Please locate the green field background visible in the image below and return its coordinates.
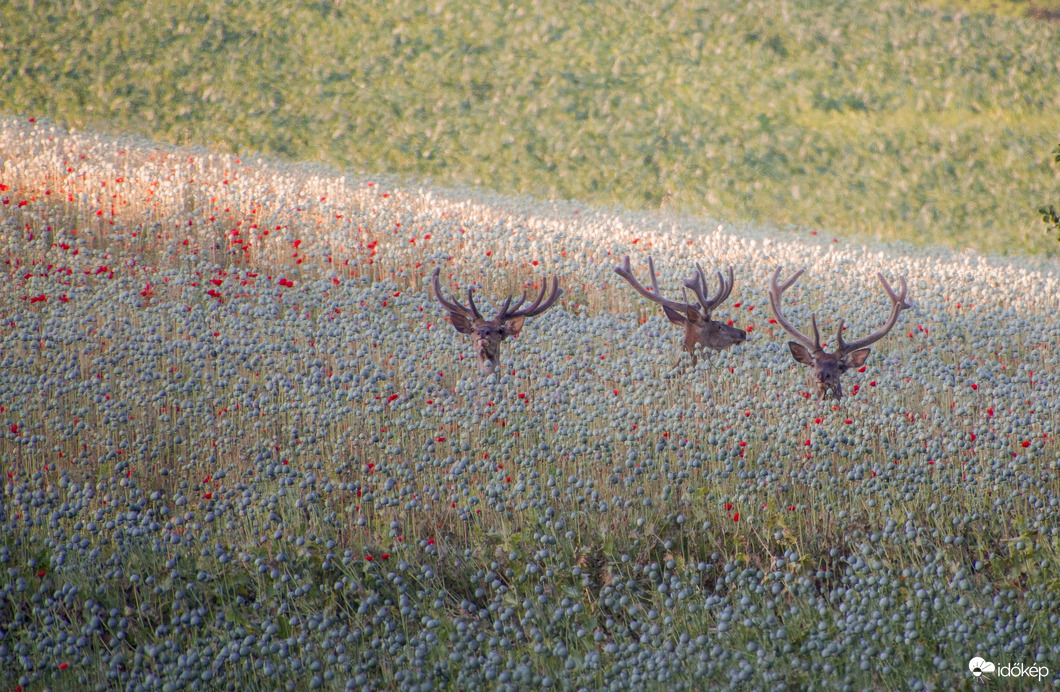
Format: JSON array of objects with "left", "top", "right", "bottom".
[{"left": 2, "top": 0, "right": 1058, "bottom": 254}]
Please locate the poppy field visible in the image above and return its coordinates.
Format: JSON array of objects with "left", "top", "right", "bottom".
[{"left": 2, "top": 117, "right": 1059, "bottom": 690}]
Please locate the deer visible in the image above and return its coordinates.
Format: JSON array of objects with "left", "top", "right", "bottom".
[
  {"left": 431, "top": 267, "right": 563, "bottom": 375},
  {"left": 768, "top": 266, "right": 912, "bottom": 400},
  {"left": 614, "top": 255, "right": 747, "bottom": 364}
]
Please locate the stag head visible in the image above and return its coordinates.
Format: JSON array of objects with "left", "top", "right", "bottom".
[
  {"left": 614, "top": 255, "right": 746, "bottom": 364},
  {"left": 431, "top": 267, "right": 562, "bottom": 374},
  {"left": 768, "top": 266, "right": 912, "bottom": 400}
]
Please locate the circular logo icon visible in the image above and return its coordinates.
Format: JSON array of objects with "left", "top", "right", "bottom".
[{"left": 969, "top": 657, "right": 995, "bottom": 677}]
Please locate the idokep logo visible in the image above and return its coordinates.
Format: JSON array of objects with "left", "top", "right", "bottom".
[
  {"left": 969, "top": 656, "right": 1050, "bottom": 683},
  {"left": 969, "top": 657, "right": 995, "bottom": 682}
]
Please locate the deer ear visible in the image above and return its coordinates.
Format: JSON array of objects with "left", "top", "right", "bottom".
[
  {"left": 841, "top": 348, "right": 871, "bottom": 371},
  {"left": 684, "top": 305, "right": 703, "bottom": 323},
  {"left": 501, "top": 317, "right": 525, "bottom": 339},
  {"left": 448, "top": 312, "right": 475, "bottom": 335},
  {"left": 662, "top": 305, "right": 688, "bottom": 326},
  {"left": 788, "top": 341, "right": 815, "bottom": 366}
]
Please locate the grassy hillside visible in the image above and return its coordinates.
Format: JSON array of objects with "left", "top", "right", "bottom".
[{"left": 1, "top": 0, "right": 1058, "bottom": 254}]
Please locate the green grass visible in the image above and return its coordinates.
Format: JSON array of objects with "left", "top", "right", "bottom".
[
  {"left": 919, "top": 0, "right": 1060, "bottom": 20},
  {"left": 2, "top": 0, "right": 1059, "bottom": 254}
]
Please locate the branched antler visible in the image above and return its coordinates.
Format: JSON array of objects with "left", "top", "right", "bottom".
[
  {"left": 614, "top": 255, "right": 691, "bottom": 314},
  {"left": 683, "top": 263, "right": 735, "bottom": 320},
  {"left": 769, "top": 267, "right": 819, "bottom": 353},
  {"left": 497, "top": 276, "right": 562, "bottom": 320},
  {"left": 834, "top": 273, "right": 911, "bottom": 355}
]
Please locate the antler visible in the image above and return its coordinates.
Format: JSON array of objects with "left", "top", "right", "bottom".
[
  {"left": 683, "top": 264, "right": 734, "bottom": 319},
  {"left": 614, "top": 255, "right": 695, "bottom": 313},
  {"left": 434, "top": 267, "right": 562, "bottom": 324},
  {"left": 498, "top": 276, "right": 563, "bottom": 320},
  {"left": 432, "top": 267, "right": 479, "bottom": 320},
  {"left": 768, "top": 266, "right": 821, "bottom": 353},
  {"left": 834, "top": 273, "right": 911, "bottom": 355}
]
